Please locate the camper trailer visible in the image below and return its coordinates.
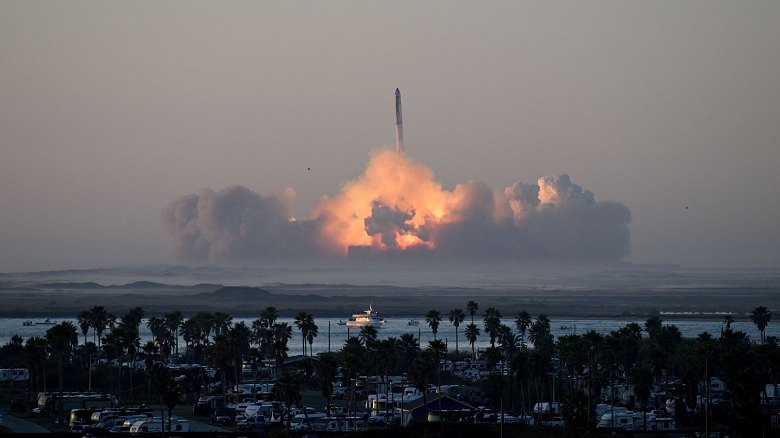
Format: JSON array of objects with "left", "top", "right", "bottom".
[{"left": 0, "top": 368, "right": 29, "bottom": 383}]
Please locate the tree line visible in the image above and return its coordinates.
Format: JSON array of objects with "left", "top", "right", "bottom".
[{"left": 0, "top": 303, "right": 774, "bottom": 437}]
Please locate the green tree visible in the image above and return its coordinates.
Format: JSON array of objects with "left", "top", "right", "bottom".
[
  {"left": 466, "top": 300, "right": 479, "bottom": 325},
  {"left": 76, "top": 309, "right": 91, "bottom": 346},
  {"left": 484, "top": 316, "right": 501, "bottom": 347},
  {"left": 163, "top": 311, "right": 184, "bottom": 358},
  {"left": 644, "top": 316, "right": 663, "bottom": 342},
  {"left": 750, "top": 306, "right": 772, "bottom": 344},
  {"left": 409, "top": 350, "right": 436, "bottom": 420},
  {"left": 274, "top": 371, "right": 301, "bottom": 432},
  {"left": 359, "top": 325, "right": 379, "bottom": 348},
  {"left": 425, "top": 310, "right": 442, "bottom": 341},
  {"left": 315, "top": 353, "right": 338, "bottom": 415},
  {"left": 46, "top": 323, "right": 76, "bottom": 423},
  {"left": 448, "top": 308, "right": 466, "bottom": 356},
  {"left": 294, "top": 312, "right": 314, "bottom": 356},
  {"left": 515, "top": 310, "right": 532, "bottom": 346},
  {"left": 398, "top": 333, "right": 420, "bottom": 370},
  {"left": 464, "top": 323, "right": 481, "bottom": 360}
]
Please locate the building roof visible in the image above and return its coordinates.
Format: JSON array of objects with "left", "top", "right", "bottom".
[{"left": 399, "top": 393, "right": 475, "bottom": 412}]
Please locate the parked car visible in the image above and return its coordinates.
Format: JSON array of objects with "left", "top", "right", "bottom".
[
  {"left": 332, "top": 387, "right": 350, "bottom": 400},
  {"left": 368, "top": 411, "right": 395, "bottom": 426},
  {"left": 541, "top": 416, "right": 565, "bottom": 429},
  {"left": 211, "top": 408, "right": 233, "bottom": 426},
  {"left": 237, "top": 415, "right": 267, "bottom": 431},
  {"left": 10, "top": 398, "right": 26, "bottom": 412}
]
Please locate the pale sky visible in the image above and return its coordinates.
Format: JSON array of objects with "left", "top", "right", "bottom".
[{"left": 1, "top": 1, "right": 778, "bottom": 271}]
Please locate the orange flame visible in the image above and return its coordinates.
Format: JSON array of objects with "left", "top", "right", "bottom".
[{"left": 312, "top": 149, "right": 453, "bottom": 254}]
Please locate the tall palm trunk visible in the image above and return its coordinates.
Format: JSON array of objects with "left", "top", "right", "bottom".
[
  {"left": 57, "top": 354, "right": 64, "bottom": 423},
  {"left": 118, "top": 360, "right": 123, "bottom": 405}
]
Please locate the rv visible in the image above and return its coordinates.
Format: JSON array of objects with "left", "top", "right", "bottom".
[
  {"left": 325, "top": 418, "right": 365, "bottom": 432},
  {"left": 193, "top": 396, "right": 224, "bottom": 416},
  {"left": 37, "top": 392, "right": 117, "bottom": 416}
]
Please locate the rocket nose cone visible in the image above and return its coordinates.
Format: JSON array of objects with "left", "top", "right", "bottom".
[{"left": 396, "top": 88, "right": 400, "bottom": 94}]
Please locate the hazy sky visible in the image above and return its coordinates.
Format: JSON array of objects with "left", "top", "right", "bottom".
[{"left": 1, "top": 1, "right": 778, "bottom": 271}]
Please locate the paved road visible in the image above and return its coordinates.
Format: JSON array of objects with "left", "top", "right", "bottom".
[
  {"left": 2, "top": 411, "right": 51, "bottom": 433},
  {"left": 186, "top": 418, "right": 228, "bottom": 432}
]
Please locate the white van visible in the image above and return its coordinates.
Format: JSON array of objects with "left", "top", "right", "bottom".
[{"left": 129, "top": 418, "right": 189, "bottom": 434}]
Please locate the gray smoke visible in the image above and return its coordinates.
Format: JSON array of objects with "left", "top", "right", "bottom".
[{"left": 162, "top": 185, "right": 323, "bottom": 262}]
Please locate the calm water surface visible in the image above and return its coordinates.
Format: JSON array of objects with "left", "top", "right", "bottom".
[{"left": 1, "top": 316, "right": 774, "bottom": 356}]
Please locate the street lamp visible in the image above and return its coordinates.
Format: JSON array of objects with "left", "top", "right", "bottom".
[
  {"left": 588, "top": 345, "right": 595, "bottom": 424},
  {"left": 705, "top": 350, "right": 713, "bottom": 437},
  {"left": 401, "top": 373, "right": 406, "bottom": 426}
]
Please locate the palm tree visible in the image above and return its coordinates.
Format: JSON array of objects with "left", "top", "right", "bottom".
[
  {"left": 449, "top": 309, "right": 466, "bottom": 356},
  {"left": 723, "top": 314, "right": 734, "bottom": 330},
  {"left": 427, "top": 339, "right": 447, "bottom": 415},
  {"left": 294, "top": 312, "right": 314, "bottom": 356},
  {"left": 140, "top": 341, "right": 160, "bottom": 401},
  {"left": 76, "top": 309, "right": 91, "bottom": 346},
  {"left": 163, "top": 311, "right": 183, "bottom": 357},
  {"left": 464, "top": 324, "right": 481, "bottom": 360},
  {"left": 466, "top": 301, "right": 479, "bottom": 324},
  {"left": 227, "top": 322, "right": 251, "bottom": 389},
  {"left": 398, "top": 333, "right": 420, "bottom": 370},
  {"left": 510, "top": 351, "right": 530, "bottom": 415},
  {"left": 206, "top": 334, "right": 232, "bottom": 400},
  {"left": 484, "top": 316, "right": 501, "bottom": 347},
  {"left": 316, "top": 353, "right": 339, "bottom": 415},
  {"left": 273, "top": 371, "right": 301, "bottom": 432},
  {"left": 409, "top": 350, "right": 436, "bottom": 420},
  {"left": 629, "top": 364, "right": 655, "bottom": 427},
  {"left": 425, "top": 309, "right": 442, "bottom": 340},
  {"left": 359, "top": 325, "right": 379, "bottom": 348},
  {"left": 515, "top": 310, "right": 532, "bottom": 345},
  {"left": 273, "top": 322, "right": 293, "bottom": 345},
  {"left": 104, "top": 325, "right": 134, "bottom": 403},
  {"left": 261, "top": 307, "right": 279, "bottom": 329},
  {"left": 246, "top": 347, "right": 264, "bottom": 403},
  {"left": 293, "top": 359, "right": 314, "bottom": 418},
  {"left": 306, "top": 323, "right": 319, "bottom": 358},
  {"left": 88, "top": 305, "right": 111, "bottom": 359},
  {"left": 340, "top": 337, "right": 365, "bottom": 395},
  {"left": 123, "top": 307, "right": 145, "bottom": 332},
  {"left": 270, "top": 339, "right": 289, "bottom": 377},
  {"left": 751, "top": 306, "right": 772, "bottom": 344},
  {"left": 147, "top": 363, "right": 176, "bottom": 435},
  {"left": 644, "top": 316, "right": 663, "bottom": 342},
  {"left": 25, "top": 336, "right": 47, "bottom": 394},
  {"left": 212, "top": 311, "right": 233, "bottom": 336},
  {"left": 483, "top": 307, "right": 502, "bottom": 319},
  {"left": 147, "top": 317, "right": 166, "bottom": 344},
  {"left": 46, "top": 323, "right": 76, "bottom": 423}
]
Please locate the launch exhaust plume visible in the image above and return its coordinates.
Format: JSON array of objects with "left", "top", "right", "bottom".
[
  {"left": 395, "top": 88, "right": 404, "bottom": 154},
  {"left": 164, "top": 150, "right": 631, "bottom": 263}
]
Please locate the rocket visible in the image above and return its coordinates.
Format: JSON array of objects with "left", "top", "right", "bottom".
[{"left": 395, "top": 88, "right": 404, "bottom": 155}]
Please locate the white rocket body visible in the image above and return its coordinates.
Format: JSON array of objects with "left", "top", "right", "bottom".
[{"left": 395, "top": 88, "right": 404, "bottom": 154}]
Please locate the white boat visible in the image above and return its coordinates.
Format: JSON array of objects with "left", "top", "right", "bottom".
[
  {"left": 35, "top": 318, "right": 56, "bottom": 325},
  {"left": 345, "top": 305, "right": 385, "bottom": 328}
]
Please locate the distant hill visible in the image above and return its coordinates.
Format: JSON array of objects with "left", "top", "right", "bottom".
[
  {"left": 194, "top": 286, "right": 272, "bottom": 300},
  {"left": 121, "top": 281, "right": 169, "bottom": 289},
  {"left": 38, "top": 282, "right": 106, "bottom": 289}
]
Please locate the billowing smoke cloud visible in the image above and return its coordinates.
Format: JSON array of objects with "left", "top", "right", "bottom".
[{"left": 163, "top": 150, "right": 630, "bottom": 263}]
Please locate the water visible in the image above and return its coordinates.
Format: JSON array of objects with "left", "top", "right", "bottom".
[{"left": 1, "top": 316, "right": 774, "bottom": 356}]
